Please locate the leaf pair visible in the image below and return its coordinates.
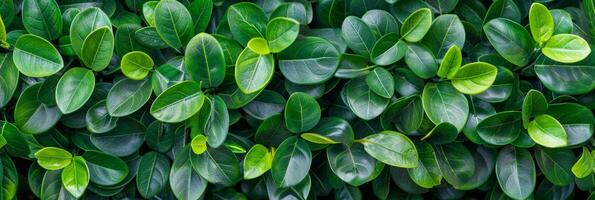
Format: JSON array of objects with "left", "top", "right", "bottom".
[
  {"left": 529, "top": 3, "right": 591, "bottom": 63},
  {"left": 437, "top": 46, "right": 499, "bottom": 95},
  {"left": 34, "top": 147, "right": 89, "bottom": 198},
  {"left": 247, "top": 17, "right": 300, "bottom": 54}
]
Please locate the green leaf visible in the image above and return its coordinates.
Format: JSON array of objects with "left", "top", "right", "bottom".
[
  {"left": 150, "top": 81, "right": 204, "bottom": 123},
  {"left": 345, "top": 77, "right": 390, "bottom": 120},
  {"left": 22, "top": 0, "right": 62, "bottom": 40},
  {"left": 82, "top": 150, "right": 129, "bottom": 186},
  {"left": 0, "top": 121, "right": 30, "bottom": 158},
  {"left": 450, "top": 62, "right": 498, "bottom": 95},
  {"left": 0, "top": 16, "right": 9, "bottom": 48},
  {"left": 188, "top": 0, "right": 212, "bottom": 33},
  {"left": 40, "top": 170, "right": 76, "bottom": 200},
  {"left": 271, "top": 2, "right": 308, "bottom": 25},
  {"left": 437, "top": 45, "right": 462, "bottom": 79},
  {"left": 421, "top": 14, "right": 465, "bottom": 58},
  {"left": 370, "top": 33, "right": 407, "bottom": 66},
  {"left": 235, "top": 47, "right": 275, "bottom": 94},
  {"left": 265, "top": 173, "right": 312, "bottom": 200},
  {"left": 534, "top": 148, "right": 574, "bottom": 186},
  {"left": 484, "top": 0, "right": 521, "bottom": 23},
  {"left": 135, "top": 26, "right": 169, "bottom": 49},
  {"left": 115, "top": 24, "right": 146, "bottom": 56},
  {"left": 61, "top": 156, "right": 89, "bottom": 198},
  {"left": 1, "top": 155, "right": 18, "bottom": 199},
  {"left": 151, "top": 57, "right": 186, "bottom": 95},
  {"left": 243, "top": 144, "right": 272, "bottom": 180},
  {"left": 529, "top": 3, "right": 554, "bottom": 45},
  {"left": 142, "top": 1, "right": 158, "bottom": 26},
  {"left": 483, "top": 18, "right": 534, "bottom": 67},
  {"left": 407, "top": 142, "right": 441, "bottom": 188},
  {"left": 341, "top": 16, "right": 376, "bottom": 57},
  {"left": 70, "top": 7, "right": 112, "bottom": 57},
  {"left": 154, "top": 0, "right": 194, "bottom": 49},
  {"left": 422, "top": 82, "right": 469, "bottom": 132},
  {"left": 193, "top": 146, "right": 241, "bottom": 186},
  {"left": 572, "top": 147, "right": 594, "bottom": 178},
  {"left": 266, "top": 17, "right": 299, "bottom": 53},
  {"left": 55, "top": 67, "right": 95, "bottom": 114},
  {"left": 366, "top": 67, "right": 394, "bottom": 98},
  {"left": 13, "top": 34, "right": 63, "bottom": 77},
  {"left": 106, "top": 78, "right": 152, "bottom": 117},
  {"left": 204, "top": 96, "right": 229, "bottom": 147},
  {"left": 434, "top": 143, "right": 475, "bottom": 187},
  {"left": 34, "top": 147, "right": 72, "bottom": 170},
  {"left": 327, "top": 144, "right": 377, "bottom": 186},
  {"left": 185, "top": 33, "right": 226, "bottom": 88},
  {"left": 477, "top": 111, "right": 522, "bottom": 145},
  {"left": 80, "top": 26, "right": 114, "bottom": 71},
  {"left": 14, "top": 83, "right": 62, "bottom": 134},
  {"left": 405, "top": 43, "right": 438, "bottom": 79},
  {"left": 305, "top": 117, "right": 355, "bottom": 145},
  {"left": 284, "top": 92, "right": 321, "bottom": 133},
  {"left": 420, "top": 122, "right": 458, "bottom": 144},
  {"left": 317, "top": 0, "right": 347, "bottom": 27},
  {"left": 528, "top": 114, "right": 568, "bottom": 148},
  {"left": 170, "top": 146, "right": 207, "bottom": 200},
  {"left": 227, "top": 2, "right": 267, "bottom": 46},
  {"left": 89, "top": 117, "right": 144, "bottom": 157},
  {"left": 496, "top": 146, "right": 536, "bottom": 200},
  {"left": 0, "top": 53, "right": 19, "bottom": 109},
  {"left": 400, "top": 8, "right": 432, "bottom": 43},
  {"left": 136, "top": 152, "right": 170, "bottom": 198},
  {"left": 121, "top": 51, "right": 154, "bottom": 80},
  {"left": 546, "top": 103, "right": 594, "bottom": 146},
  {"left": 85, "top": 100, "right": 118, "bottom": 133},
  {"left": 271, "top": 136, "right": 312, "bottom": 187},
  {"left": 362, "top": 9, "right": 399, "bottom": 37},
  {"left": 541, "top": 34, "right": 591, "bottom": 63},
  {"left": 522, "top": 89, "right": 548, "bottom": 128},
  {"left": 242, "top": 90, "right": 285, "bottom": 120},
  {"left": 380, "top": 95, "right": 424, "bottom": 134},
  {"left": 551, "top": 9, "right": 573, "bottom": 35},
  {"left": 359, "top": 131, "right": 418, "bottom": 168},
  {"left": 279, "top": 36, "right": 340, "bottom": 85},
  {"left": 534, "top": 54, "right": 595, "bottom": 95}
]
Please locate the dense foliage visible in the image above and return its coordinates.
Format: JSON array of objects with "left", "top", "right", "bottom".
[{"left": 0, "top": 0, "right": 594, "bottom": 199}]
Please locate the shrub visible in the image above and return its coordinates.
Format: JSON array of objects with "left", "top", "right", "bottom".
[{"left": 0, "top": 0, "right": 594, "bottom": 199}]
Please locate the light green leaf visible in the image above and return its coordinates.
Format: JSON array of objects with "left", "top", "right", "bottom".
[
  {"left": 61, "top": 156, "right": 89, "bottom": 198},
  {"left": 572, "top": 147, "right": 594, "bottom": 178},
  {"left": 35, "top": 147, "right": 72, "bottom": 170},
  {"left": 528, "top": 114, "right": 568, "bottom": 148},
  {"left": 450, "top": 62, "right": 498, "bottom": 95},
  {"left": 121, "top": 51, "right": 154, "bottom": 80},
  {"left": 243, "top": 144, "right": 272, "bottom": 180},
  {"left": 529, "top": 3, "right": 554, "bottom": 45},
  {"left": 542, "top": 34, "right": 591, "bottom": 63}
]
